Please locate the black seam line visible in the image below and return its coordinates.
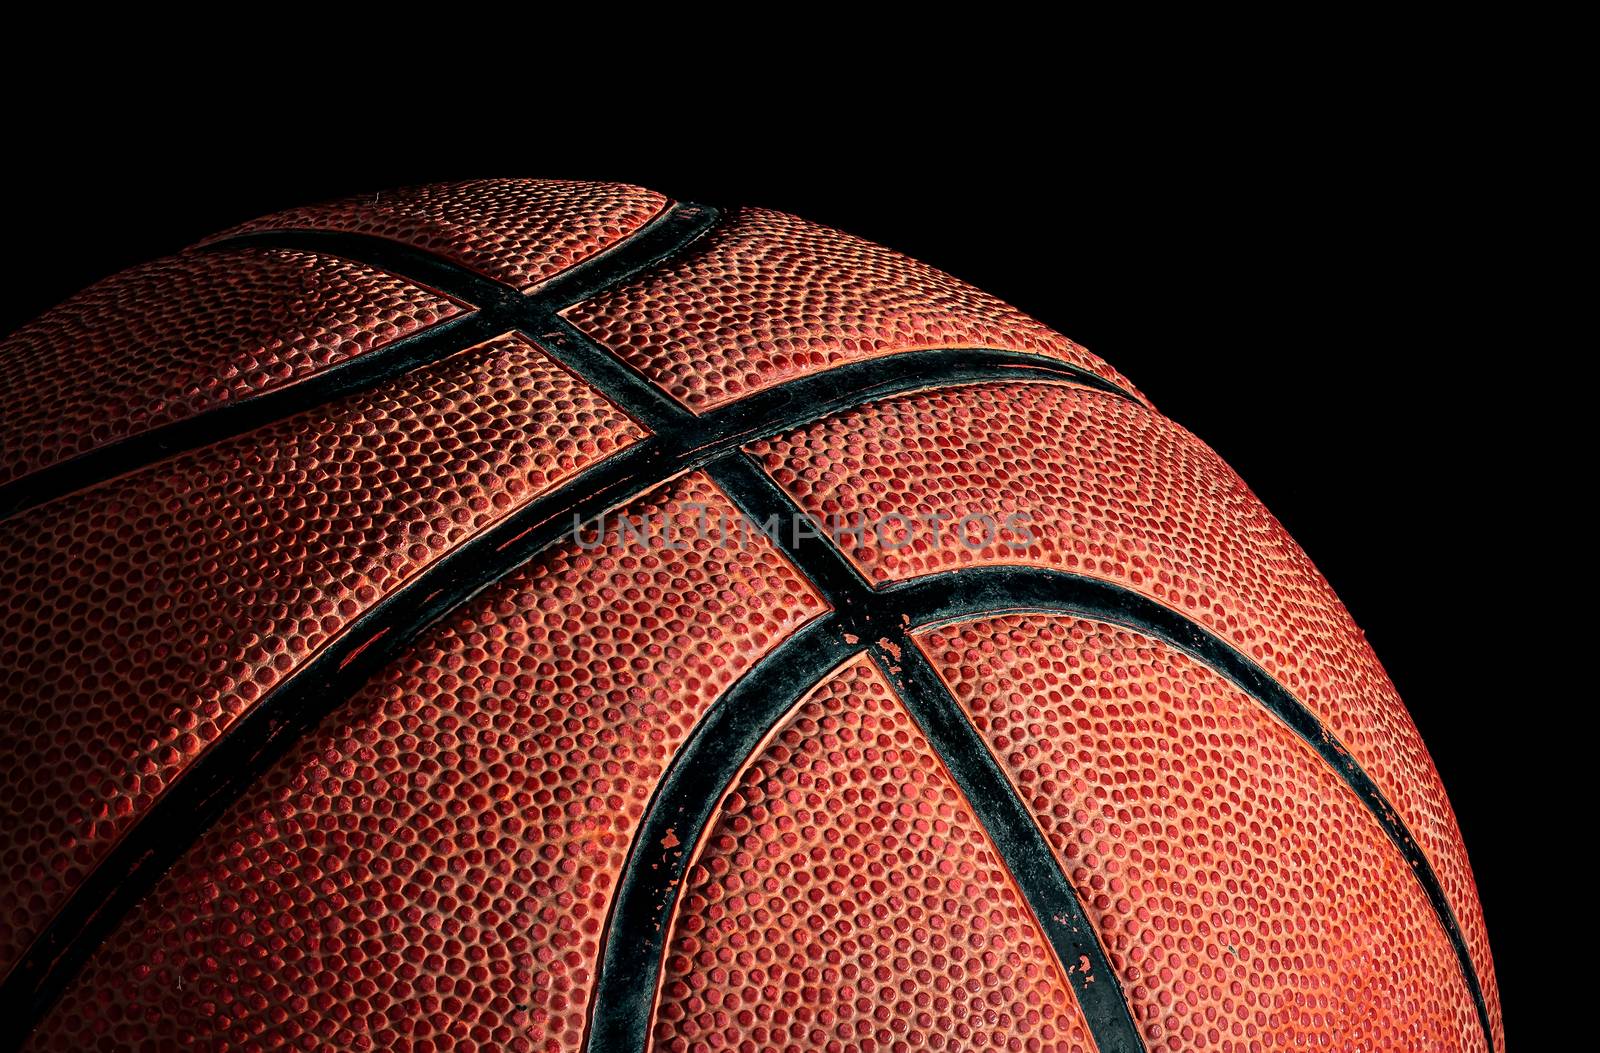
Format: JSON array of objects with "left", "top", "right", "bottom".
[
  {"left": 0, "top": 203, "right": 721, "bottom": 522},
  {"left": 0, "top": 311, "right": 505, "bottom": 520},
  {"left": 30, "top": 185, "right": 1487, "bottom": 1044},
  {"left": 207, "top": 204, "right": 720, "bottom": 438},
  {"left": 699, "top": 454, "right": 1147, "bottom": 1053},
  {"left": 0, "top": 442, "right": 667, "bottom": 1052},
  {"left": 865, "top": 644, "right": 1146, "bottom": 1051},
  {"left": 210, "top": 207, "right": 1139, "bottom": 439},
  {"left": 582, "top": 616, "right": 857, "bottom": 1053},
  {"left": 0, "top": 351, "right": 1122, "bottom": 1050},
  {"left": 586, "top": 538, "right": 1500, "bottom": 1053},
  {"left": 0, "top": 339, "right": 1128, "bottom": 528},
  {"left": 206, "top": 229, "right": 518, "bottom": 306},
  {"left": 0, "top": 202, "right": 715, "bottom": 1045},
  {"left": 5, "top": 194, "right": 1137, "bottom": 1044},
  {"left": 204, "top": 201, "right": 720, "bottom": 313},
  {"left": 882, "top": 566, "right": 1495, "bottom": 1050}
]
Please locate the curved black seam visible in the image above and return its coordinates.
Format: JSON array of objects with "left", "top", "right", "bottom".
[
  {"left": 0, "top": 203, "right": 722, "bottom": 522},
  {"left": 866, "top": 644, "right": 1146, "bottom": 1048},
  {"left": 204, "top": 201, "right": 722, "bottom": 312},
  {"left": 884, "top": 566, "right": 1495, "bottom": 1049},
  {"left": 5, "top": 197, "right": 1142, "bottom": 1046},
  {"left": 0, "top": 441, "right": 661, "bottom": 1047},
  {"left": 0, "top": 350, "right": 1122, "bottom": 1048},
  {"left": 1, "top": 203, "right": 718, "bottom": 1044},
  {"left": 208, "top": 205, "right": 725, "bottom": 436},
  {"left": 692, "top": 454, "right": 1147, "bottom": 1053},
  {"left": 204, "top": 228, "right": 521, "bottom": 306},
  {"left": 0, "top": 311, "right": 507, "bottom": 519},
  {"left": 586, "top": 547, "right": 1498, "bottom": 1053},
  {"left": 132, "top": 210, "right": 1487, "bottom": 1045},
  {"left": 213, "top": 209, "right": 1140, "bottom": 438},
  {"left": 582, "top": 617, "right": 857, "bottom": 1053}
]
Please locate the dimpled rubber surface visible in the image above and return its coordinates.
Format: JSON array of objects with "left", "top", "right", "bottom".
[
  {"left": 29, "top": 474, "right": 825, "bottom": 1052},
  {"left": 921, "top": 614, "right": 1485, "bottom": 1052},
  {"left": 748, "top": 380, "right": 1500, "bottom": 1043},
  {"left": 0, "top": 332, "right": 644, "bottom": 981},
  {"left": 211, "top": 179, "right": 667, "bottom": 290},
  {"left": 2, "top": 181, "right": 1500, "bottom": 1052},
  {"left": 653, "top": 654, "right": 1094, "bottom": 1053},
  {"left": 0, "top": 247, "right": 462, "bottom": 488},
  {"left": 564, "top": 207, "right": 1143, "bottom": 411}
]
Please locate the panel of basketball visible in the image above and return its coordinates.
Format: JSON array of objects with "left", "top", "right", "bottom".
[{"left": 0, "top": 180, "right": 1499, "bottom": 1052}]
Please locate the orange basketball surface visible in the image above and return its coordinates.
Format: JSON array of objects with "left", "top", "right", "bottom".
[{"left": 0, "top": 180, "right": 1499, "bottom": 1052}]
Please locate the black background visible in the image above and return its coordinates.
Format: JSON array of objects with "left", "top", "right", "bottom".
[{"left": 5, "top": 100, "right": 1549, "bottom": 1039}]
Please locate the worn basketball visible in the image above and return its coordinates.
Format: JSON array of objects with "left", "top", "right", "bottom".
[{"left": 0, "top": 181, "right": 1498, "bottom": 1051}]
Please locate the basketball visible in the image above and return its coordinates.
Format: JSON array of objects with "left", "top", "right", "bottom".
[{"left": 0, "top": 180, "right": 1499, "bottom": 1051}]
